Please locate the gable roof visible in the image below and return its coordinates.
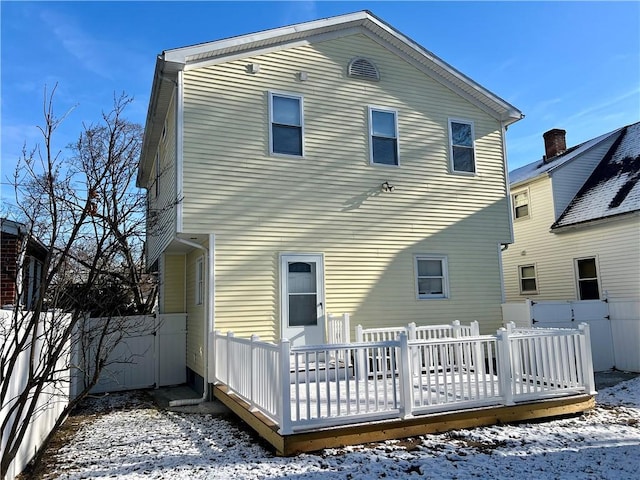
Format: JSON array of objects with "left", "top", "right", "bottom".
[
  {"left": 551, "top": 121, "right": 640, "bottom": 229},
  {"left": 508, "top": 128, "right": 622, "bottom": 186},
  {"left": 137, "top": 10, "right": 523, "bottom": 186}
]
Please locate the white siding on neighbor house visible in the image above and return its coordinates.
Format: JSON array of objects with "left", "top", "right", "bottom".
[
  {"left": 180, "top": 34, "right": 512, "bottom": 342},
  {"left": 550, "top": 134, "right": 620, "bottom": 219},
  {"left": 147, "top": 90, "right": 178, "bottom": 266},
  {"left": 503, "top": 176, "right": 640, "bottom": 302}
]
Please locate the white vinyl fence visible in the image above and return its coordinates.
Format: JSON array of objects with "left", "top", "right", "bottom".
[
  {"left": 1, "top": 310, "right": 72, "bottom": 480},
  {"left": 502, "top": 299, "right": 640, "bottom": 372},
  {"left": 212, "top": 321, "right": 595, "bottom": 435}
]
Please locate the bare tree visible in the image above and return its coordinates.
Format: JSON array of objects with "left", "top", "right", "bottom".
[{"left": 1, "top": 85, "right": 156, "bottom": 477}]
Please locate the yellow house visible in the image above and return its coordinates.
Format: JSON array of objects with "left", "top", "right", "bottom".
[
  {"left": 503, "top": 122, "right": 640, "bottom": 303},
  {"left": 137, "top": 11, "right": 523, "bottom": 393}
]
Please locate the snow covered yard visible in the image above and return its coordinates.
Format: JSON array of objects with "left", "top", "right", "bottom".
[{"left": 33, "top": 377, "right": 640, "bottom": 480}]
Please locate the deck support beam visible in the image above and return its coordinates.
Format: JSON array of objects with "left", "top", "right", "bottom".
[{"left": 214, "top": 385, "right": 594, "bottom": 456}]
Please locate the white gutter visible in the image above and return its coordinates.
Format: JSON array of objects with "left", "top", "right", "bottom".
[{"left": 168, "top": 234, "right": 215, "bottom": 407}]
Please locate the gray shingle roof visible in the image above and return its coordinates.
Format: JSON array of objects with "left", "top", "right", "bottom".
[{"left": 552, "top": 121, "right": 640, "bottom": 229}]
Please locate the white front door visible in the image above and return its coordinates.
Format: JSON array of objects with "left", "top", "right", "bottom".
[{"left": 280, "top": 254, "right": 325, "bottom": 347}]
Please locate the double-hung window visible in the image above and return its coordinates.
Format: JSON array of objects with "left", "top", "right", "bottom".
[
  {"left": 519, "top": 264, "right": 538, "bottom": 294},
  {"left": 415, "top": 255, "right": 449, "bottom": 299},
  {"left": 269, "top": 92, "right": 303, "bottom": 156},
  {"left": 449, "top": 119, "right": 476, "bottom": 173},
  {"left": 513, "top": 190, "right": 530, "bottom": 220},
  {"left": 575, "top": 257, "right": 600, "bottom": 300},
  {"left": 369, "top": 107, "right": 399, "bottom": 166}
]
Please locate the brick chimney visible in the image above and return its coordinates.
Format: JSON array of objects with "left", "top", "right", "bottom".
[{"left": 543, "top": 128, "right": 567, "bottom": 162}]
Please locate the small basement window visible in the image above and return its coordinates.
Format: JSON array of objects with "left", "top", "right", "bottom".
[{"left": 348, "top": 57, "right": 380, "bottom": 81}]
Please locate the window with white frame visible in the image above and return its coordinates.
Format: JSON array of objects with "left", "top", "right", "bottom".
[
  {"left": 269, "top": 92, "right": 303, "bottom": 156},
  {"left": 449, "top": 119, "right": 476, "bottom": 173},
  {"left": 575, "top": 257, "right": 600, "bottom": 300},
  {"left": 369, "top": 107, "right": 399, "bottom": 166},
  {"left": 415, "top": 255, "right": 449, "bottom": 299},
  {"left": 513, "top": 190, "right": 530, "bottom": 219},
  {"left": 195, "top": 257, "right": 204, "bottom": 305},
  {"left": 518, "top": 264, "right": 538, "bottom": 294}
]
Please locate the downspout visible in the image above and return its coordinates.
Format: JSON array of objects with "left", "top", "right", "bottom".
[
  {"left": 500, "top": 120, "right": 513, "bottom": 304},
  {"left": 168, "top": 234, "right": 214, "bottom": 407}
]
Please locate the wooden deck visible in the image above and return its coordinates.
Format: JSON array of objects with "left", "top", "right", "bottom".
[{"left": 214, "top": 384, "right": 595, "bottom": 456}]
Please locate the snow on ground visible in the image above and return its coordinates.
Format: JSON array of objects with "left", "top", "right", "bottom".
[{"left": 42, "top": 377, "right": 640, "bottom": 480}]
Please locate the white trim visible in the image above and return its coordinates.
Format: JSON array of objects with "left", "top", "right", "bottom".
[
  {"left": 448, "top": 118, "right": 476, "bottom": 175},
  {"left": 518, "top": 263, "right": 538, "bottom": 295},
  {"left": 512, "top": 188, "right": 531, "bottom": 221},
  {"left": 195, "top": 256, "right": 205, "bottom": 305},
  {"left": 279, "top": 253, "right": 326, "bottom": 345},
  {"left": 368, "top": 106, "right": 400, "bottom": 166},
  {"left": 176, "top": 71, "right": 184, "bottom": 233},
  {"left": 574, "top": 255, "right": 602, "bottom": 300},
  {"left": 414, "top": 254, "right": 449, "bottom": 300},
  {"left": 268, "top": 91, "right": 305, "bottom": 158}
]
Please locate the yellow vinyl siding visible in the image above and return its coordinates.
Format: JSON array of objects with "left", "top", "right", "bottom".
[
  {"left": 503, "top": 176, "right": 640, "bottom": 301},
  {"left": 185, "top": 247, "right": 206, "bottom": 376},
  {"left": 161, "top": 254, "right": 185, "bottom": 313},
  {"left": 182, "top": 34, "right": 510, "bottom": 340},
  {"left": 147, "top": 91, "right": 178, "bottom": 265}
]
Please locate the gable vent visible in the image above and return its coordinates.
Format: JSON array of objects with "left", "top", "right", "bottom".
[{"left": 348, "top": 57, "right": 380, "bottom": 81}]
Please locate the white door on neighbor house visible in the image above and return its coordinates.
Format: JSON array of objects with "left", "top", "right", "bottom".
[{"left": 280, "top": 254, "right": 325, "bottom": 347}]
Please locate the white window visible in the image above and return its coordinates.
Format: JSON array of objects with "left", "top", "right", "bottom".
[
  {"left": 513, "top": 190, "right": 530, "bottom": 219},
  {"left": 415, "top": 255, "right": 449, "bottom": 299},
  {"left": 269, "top": 92, "right": 303, "bottom": 156},
  {"left": 369, "top": 107, "right": 399, "bottom": 166},
  {"left": 449, "top": 119, "right": 476, "bottom": 173},
  {"left": 518, "top": 264, "right": 538, "bottom": 294},
  {"left": 575, "top": 257, "right": 600, "bottom": 300},
  {"left": 195, "top": 257, "right": 204, "bottom": 305}
]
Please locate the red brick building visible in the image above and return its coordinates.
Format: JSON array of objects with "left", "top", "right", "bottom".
[{"left": 1, "top": 218, "right": 47, "bottom": 309}]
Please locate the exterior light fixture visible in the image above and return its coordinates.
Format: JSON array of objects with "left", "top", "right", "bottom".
[{"left": 381, "top": 181, "right": 395, "bottom": 192}]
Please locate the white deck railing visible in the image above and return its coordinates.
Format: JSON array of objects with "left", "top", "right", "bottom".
[{"left": 212, "top": 322, "right": 595, "bottom": 435}]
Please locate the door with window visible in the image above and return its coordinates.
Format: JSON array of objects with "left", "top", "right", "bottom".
[{"left": 280, "top": 254, "right": 325, "bottom": 346}]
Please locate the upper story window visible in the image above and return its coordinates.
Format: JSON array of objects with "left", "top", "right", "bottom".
[
  {"left": 369, "top": 107, "right": 399, "bottom": 166},
  {"left": 519, "top": 264, "right": 538, "bottom": 294},
  {"left": 415, "top": 255, "right": 449, "bottom": 299},
  {"left": 513, "top": 190, "right": 530, "bottom": 220},
  {"left": 269, "top": 92, "right": 303, "bottom": 156},
  {"left": 449, "top": 119, "right": 476, "bottom": 174},
  {"left": 575, "top": 257, "right": 600, "bottom": 300}
]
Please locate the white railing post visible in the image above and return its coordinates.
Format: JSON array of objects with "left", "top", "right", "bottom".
[
  {"left": 407, "top": 322, "right": 420, "bottom": 374},
  {"left": 213, "top": 330, "right": 221, "bottom": 383},
  {"left": 407, "top": 322, "right": 417, "bottom": 340},
  {"left": 226, "top": 331, "right": 234, "bottom": 390},
  {"left": 453, "top": 320, "right": 461, "bottom": 338},
  {"left": 356, "top": 324, "right": 366, "bottom": 381},
  {"left": 250, "top": 334, "right": 259, "bottom": 410},
  {"left": 342, "top": 313, "right": 351, "bottom": 344},
  {"left": 398, "top": 332, "right": 413, "bottom": 418},
  {"left": 278, "top": 338, "right": 293, "bottom": 435},
  {"left": 579, "top": 323, "right": 597, "bottom": 395},
  {"left": 471, "top": 320, "right": 480, "bottom": 336},
  {"left": 506, "top": 321, "right": 516, "bottom": 334},
  {"left": 327, "top": 314, "right": 335, "bottom": 344},
  {"left": 496, "top": 328, "right": 514, "bottom": 405}
]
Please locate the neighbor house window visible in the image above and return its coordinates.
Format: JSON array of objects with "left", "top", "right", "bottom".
[
  {"left": 449, "top": 119, "right": 475, "bottom": 173},
  {"left": 575, "top": 257, "right": 600, "bottom": 300},
  {"left": 195, "top": 257, "right": 204, "bottom": 305},
  {"left": 269, "top": 92, "right": 303, "bottom": 156},
  {"left": 513, "top": 190, "right": 530, "bottom": 219},
  {"left": 369, "top": 107, "right": 399, "bottom": 166},
  {"left": 519, "top": 264, "right": 538, "bottom": 294},
  {"left": 415, "top": 255, "right": 449, "bottom": 299}
]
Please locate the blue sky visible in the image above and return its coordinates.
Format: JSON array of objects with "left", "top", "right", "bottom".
[{"left": 2, "top": 1, "right": 639, "bottom": 208}]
